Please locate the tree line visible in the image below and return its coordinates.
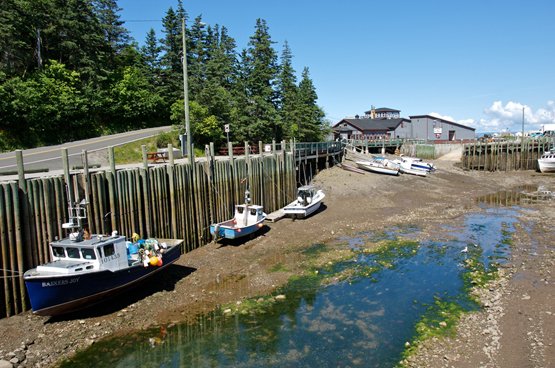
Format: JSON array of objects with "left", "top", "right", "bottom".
[{"left": 0, "top": 0, "right": 329, "bottom": 152}]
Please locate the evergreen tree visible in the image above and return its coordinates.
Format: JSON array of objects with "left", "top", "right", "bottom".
[
  {"left": 276, "top": 40, "right": 298, "bottom": 140},
  {"left": 244, "top": 18, "right": 279, "bottom": 143},
  {"left": 0, "top": 0, "right": 35, "bottom": 75},
  {"left": 141, "top": 28, "right": 161, "bottom": 79},
  {"left": 230, "top": 48, "right": 254, "bottom": 143},
  {"left": 92, "top": 0, "right": 130, "bottom": 55},
  {"left": 297, "top": 67, "right": 326, "bottom": 141},
  {"left": 160, "top": 5, "right": 186, "bottom": 102}
]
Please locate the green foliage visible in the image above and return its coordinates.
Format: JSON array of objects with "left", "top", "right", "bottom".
[{"left": 1, "top": 0, "right": 328, "bottom": 151}]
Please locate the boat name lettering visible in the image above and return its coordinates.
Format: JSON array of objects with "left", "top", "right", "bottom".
[
  {"left": 100, "top": 252, "right": 121, "bottom": 265},
  {"left": 42, "top": 277, "right": 80, "bottom": 287}
]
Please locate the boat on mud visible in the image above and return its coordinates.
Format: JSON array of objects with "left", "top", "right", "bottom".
[
  {"left": 538, "top": 148, "right": 555, "bottom": 173},
  {"left": 355, "top": 160, "right": 399, "bottom": 176},
  {"left": 210, "top": 151, "right": 267, "bottom": 240},
  {"left": 283, "top": 185, "right": 326, "bottom": 218},
  {"left": 24, "top": 198, "right": 183, "bottom": 316}
]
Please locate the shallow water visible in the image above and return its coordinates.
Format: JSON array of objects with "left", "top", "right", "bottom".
[{"left": 62, "top": 206, "right": 525, "bottom": 368}]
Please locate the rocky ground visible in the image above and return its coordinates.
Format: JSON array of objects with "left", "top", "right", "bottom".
[{"left": 1, "top": 151, "right": 555, "bottom": 367}]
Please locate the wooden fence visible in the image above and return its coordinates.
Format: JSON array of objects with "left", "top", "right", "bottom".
[
  {"left": 0, "top": 144, "right": 296, "bottom": 318},
  {"left": 461, "top": 139, "right": 554, "bottom": 171}
]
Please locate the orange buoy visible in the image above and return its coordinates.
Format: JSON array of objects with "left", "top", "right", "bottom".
[
  {"left": 157, "top": 257, "right": 163, "bottom": 266},
  {"left": 150, "top": 256, "right": 158, "bottom": 266}
]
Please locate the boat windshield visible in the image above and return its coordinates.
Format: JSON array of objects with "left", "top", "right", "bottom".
[
  {"left": 81, "top": 248, "right": 96, "bottom": 260},
  {"left": 67, "top": 247, "right": 80, "bottom": 259},
  {"left": 52, "top": 246, "right": 65, "bottom": 258},
  {"left": 250, "top": 208, "right": 257, "bottom": 216},
  {"left": 237, "top": 207, "right": 244, "bottom": 214}
]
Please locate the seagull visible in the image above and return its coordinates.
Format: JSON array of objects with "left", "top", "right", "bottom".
[{"left": 461, "top": 246, "right": 468, "bottom": 253}]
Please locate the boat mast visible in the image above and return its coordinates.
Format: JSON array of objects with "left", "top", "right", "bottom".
[{"left": 244, "top": 145, "right": 251, "bottom": 226}]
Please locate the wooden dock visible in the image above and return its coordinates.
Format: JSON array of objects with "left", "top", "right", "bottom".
[{"left": 266, "top": 209, "right": 287, "bottom": 222}]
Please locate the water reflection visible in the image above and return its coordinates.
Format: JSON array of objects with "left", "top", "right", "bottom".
[
  {"left": 476, "top": 185, "right": 555, "bottom": 207},
  {"left": 61, "top": 209, "right": 521, "bottom": 368}
]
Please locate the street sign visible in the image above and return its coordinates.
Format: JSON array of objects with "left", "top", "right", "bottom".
[{"left": 224, "top": 124, "right": 229, "bottom": 133}]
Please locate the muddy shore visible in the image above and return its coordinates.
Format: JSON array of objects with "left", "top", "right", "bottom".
[{"left": 1, "top": 154, "right": 555, "bottom": 367}]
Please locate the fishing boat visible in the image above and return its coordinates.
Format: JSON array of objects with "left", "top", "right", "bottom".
[
  {"left": 283, "top": 185, "right": 325, "bottom": 218},
  {"left": 209, "top": 198, "right": 266, "bottom": 239},
  {"left": 24, "top": 198, "right": 183, "bottom": 316},
  {"left": 355, "top": 160, "right": 399, "bottom": 176},
  {"left": 538, "top": 148, "right": 555, "bottom": 173},
  {"left": 210, "top": 153, "right": 267, "bottom": 240}
]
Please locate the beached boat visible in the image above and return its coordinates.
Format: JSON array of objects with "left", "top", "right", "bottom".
[
  {"left": 283, "top": 185, "right": 325, "bottom": 218},
  {"left": 209, "top": 199, "right": 266, "bottom": 240},
  {"left": 538, "top": 148, "right": 555, "bottom": 173},
  {"left": 210, "top": 154, "right": 266, "bottom": 240},
  {"left": 390, "top": 159, "right": 428, "bottom": 177},
  {"left": 24, "top": 198, "right": 183, "bottom": 316},
  {"left": 355, "top": 160, "right": 399, "bottom": 176},
  {"left": 399, "top": 156, "right": 435, "bottom": 172}
]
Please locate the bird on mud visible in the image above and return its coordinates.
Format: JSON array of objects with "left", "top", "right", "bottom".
[{"left": 461, "top": 246, "right": 468, "bottom": 253}]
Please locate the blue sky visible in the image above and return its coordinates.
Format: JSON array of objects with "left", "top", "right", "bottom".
[{"left": 117, "top": 0, "right": 555, "bottom": 134}]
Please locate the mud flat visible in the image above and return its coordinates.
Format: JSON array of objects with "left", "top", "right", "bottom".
[{"left": 1, "top": 156, "right": 555, "bottom": 367}]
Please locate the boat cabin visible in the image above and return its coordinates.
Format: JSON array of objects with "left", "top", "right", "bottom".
[
  {"left": 234, "top": 204, "right": 265, "bottom": 226},
  {"left": 296, "top": 185, "right": 318, "bottom": 206},
  {"left": 35, "top": 235, "right": 129, "bottom": 276}
]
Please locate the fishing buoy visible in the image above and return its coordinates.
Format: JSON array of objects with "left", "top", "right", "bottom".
[
  {"left": 237, "top": 228, "right": 241, "bottom": 233},
  {"left": 150, "top": 256, "right": 158, "bottom": 266},
  {"left": 258, "top": 223, "right": 263, "bottom": 228},
  {"left": 157, "top": 257, "right": 163, "bottom": 266}
]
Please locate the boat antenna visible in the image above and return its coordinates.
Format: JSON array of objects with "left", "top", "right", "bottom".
[{"left": 62, "top": 185, "right": 89, "bottom": 241}]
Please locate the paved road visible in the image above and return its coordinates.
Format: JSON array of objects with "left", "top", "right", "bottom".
[{"left": 0, "top": 126, "right": 173, "bottom": 172}]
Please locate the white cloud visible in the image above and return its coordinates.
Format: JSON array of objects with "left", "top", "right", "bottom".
[
  {"left": 428, "top": 112, "right": 455, "bottom": 122},
  {"left": 465, "top": 101, "right": 555, "bottom": 133}
]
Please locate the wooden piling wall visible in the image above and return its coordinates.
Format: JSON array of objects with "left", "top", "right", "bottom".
[
  {"left": 462, "top": 139, "right": 554, "bottom": 171},
  {"left": 0, "top": 151, "right": 297, "bottom": 318}
]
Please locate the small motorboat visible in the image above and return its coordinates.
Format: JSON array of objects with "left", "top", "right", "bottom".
[
  {"left": 355, "top": 160, "right": 399, "bottom": 176},
  {"left": 283, "top": 185, "right": 325, "bottom": 218},
  {"left": 390, "top": 159, "right": 428, "bottom": 177},
  {"left": 209, "top": 198, "right": 266, "bottom": 240},
  {"left": 24, "top": 197, "right": 183, "bottom": 316},
  {"left": 210, "top": 154, "right": 266, "bottom": 240}
]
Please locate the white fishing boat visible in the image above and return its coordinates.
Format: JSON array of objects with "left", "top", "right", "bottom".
[
  {"left": 355, "top": 160, "right": 399, "bottom": 176},
  {"left": 283, "top": 185, "right": 325, "bottom": 218},
  {"left": 210, "top": 152, "right": 267, "bottom": 240},
  {"left": 538, "top": 148, "right": 555, "bottom": 173}
]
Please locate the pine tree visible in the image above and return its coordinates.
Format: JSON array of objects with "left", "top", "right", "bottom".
[
  {"left": 244, "top": 18, "right": 279, "bottom": 143},
  {"left": 276, "top": 40, "right": 298, "bottom": 141},
  {"left": 141, "top": 28, "right": 161, "bottom": 79},
  {"left": 92, "top": 0, "right": 130, "bottom": 55},
  {"left": 160, "top": 5, "right": 186, "bottom": 102},
  {"left": 297, "top": 67, "right": 326, "bottom": 141}
]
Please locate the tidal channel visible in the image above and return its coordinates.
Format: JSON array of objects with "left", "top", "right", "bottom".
[{"left": 61, "top": 189, "right": 546, "bottom": 368}]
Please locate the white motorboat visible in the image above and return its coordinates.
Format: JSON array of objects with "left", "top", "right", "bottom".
[
  {"left": 399, "top": 156, "right": 435, "bottom": 172},
  {"left": 283, "top": 185, "right": 325, "bottom": 218},
  {"left": 355, "top": 160, "right": 399, "bottom": 176},
  {"left": 538, "top": 148, "right": 555, "bottom": 173},
  {"left": 390, "top": 159, "right": 428, "bottom": 177}
]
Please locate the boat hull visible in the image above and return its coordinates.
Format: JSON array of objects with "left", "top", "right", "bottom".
[
  {"left": 210, "top": 218, "right": 265, "bottom": 239},
  {"left": 24, "top": 243, "right": 181, "bottom": 316},
  {"left": 283, "top": 191, "right": 325, "bottom": 218},
  {"left": 538, "top": 158, "right": 555, "bottom": 173},
  {"left": 356, "top": 161, "right": 399, "bottom": 176}
]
